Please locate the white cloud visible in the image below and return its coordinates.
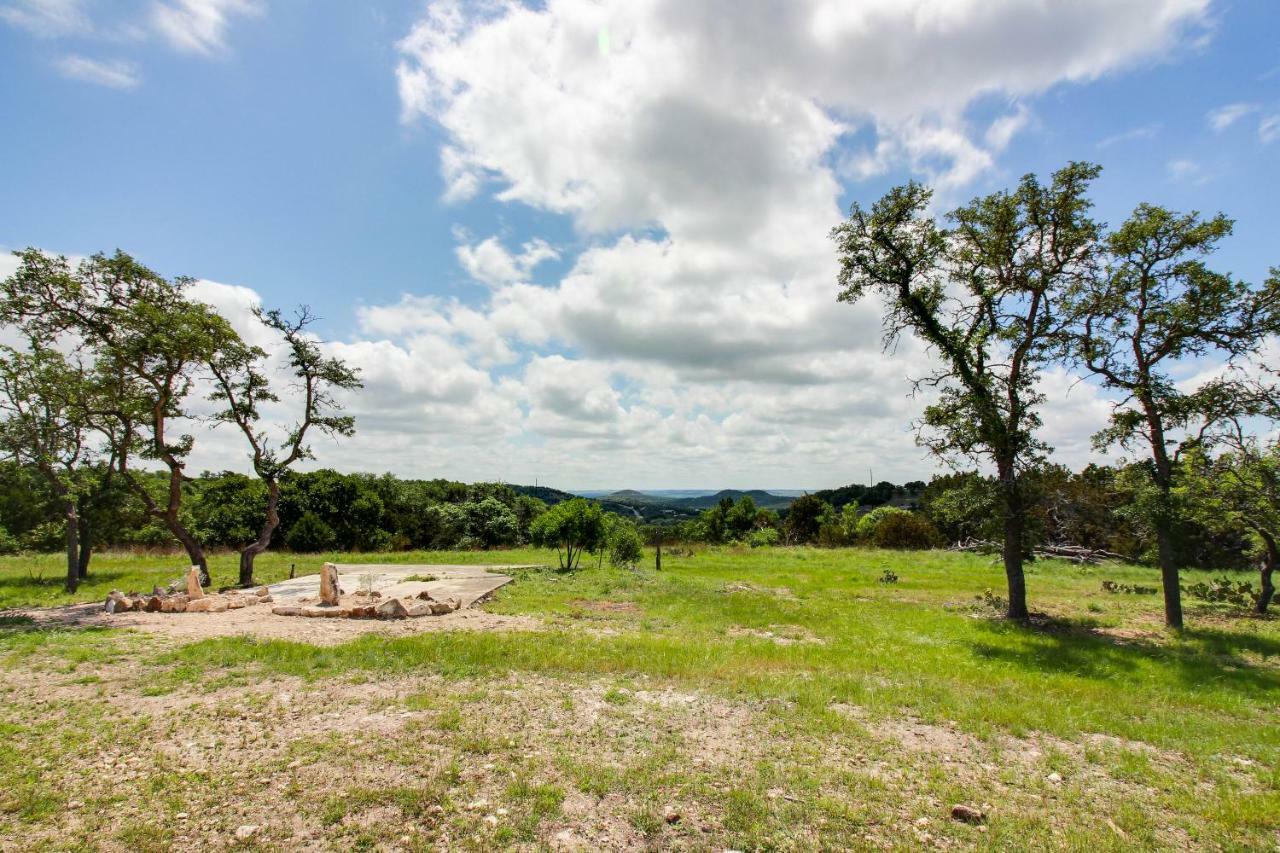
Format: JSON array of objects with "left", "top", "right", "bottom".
[
  {"left": 1166, "top": 157, "right": 1203, "bottom": 183},
  {"left": 1097, "top": 123, "right": 1160, "bottom": 148},
  {"left": 1207, "top": 101, "right": 1257, "bottom": 131},
  {"left": 367, "top": 0, "right": 1218, "bottom": 485},
  {"left": 55, "top": 55, "right": 141, "bottom": 89},
  {"left": 151, "top": 0, "right": 261, "bottom": 55},
  {"left": 1260, "top": 113, "right": 1280, "bottom": 144},
  {"left": 456, "top": 236, "right": 558, "bottom": 288},
  {"left": 0, "top": 0, "right": 87, "bottom": 37}
]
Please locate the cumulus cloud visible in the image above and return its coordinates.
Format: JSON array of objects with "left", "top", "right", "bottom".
[
  {"left": 55, "top": 55, "right": 141, "bottom": 89},
  {"left": 456, "top": 236, "right": 558, "bottom": 288},
  {"left": 368, "top": 0, "right": 1216, "bottom": 485}
]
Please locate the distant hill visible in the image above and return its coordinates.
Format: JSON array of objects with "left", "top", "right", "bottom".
[{"left": 668, "top": 489, "right": 795, "bottom": 510}]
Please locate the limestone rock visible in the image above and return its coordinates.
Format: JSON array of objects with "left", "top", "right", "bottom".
[
  {"left": 206, "top": 596, "right": 229, "bottom": 613},
  {"left": 104, "top": 591, "right": 127, "bottom": 614},
  {"left": 260, "top": 595, "right": 273, "bottom": 604},
  {"left": 416, "top": 590, "right": 434, "bottom": 601},
  {"left": 186, "top": 567, "right": 204, "bottom": 599},
  {"left": 271, "top": 605, "right": 301, "bottom": 616},
  {"left": 234, "top": 825, "right": 259, "bottom": 841},
  {"left": 255, "top": 586, "right": 270, "bottom": 597},
  {"left": 320, "top": 562, "right": 341, "bottom": 606},
  {"left": 348, "top": 604, "right": 377, "bottom": 618},
  {"left": 145, "top": 596, "right": 163, "bottom": 613},
  {"left": 226, "top": 596, "right": 247, "bottom": 610},
  {"left": 186, "top": 598, "right": 211, "bottom": 613},
  {"left": 405, "top": 603, "right": 432, "bottom": 618},
  {"left": 376, "top": 598, "right": 409, "bottom": 620}
]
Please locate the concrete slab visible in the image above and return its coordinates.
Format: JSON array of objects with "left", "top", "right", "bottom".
[{"left": 265, "top": 563, "right": 536, "bottom": 609}]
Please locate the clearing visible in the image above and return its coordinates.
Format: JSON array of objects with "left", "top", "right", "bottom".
[{"left": 0, "top": 547, "right": 1276, "bottom": 850}]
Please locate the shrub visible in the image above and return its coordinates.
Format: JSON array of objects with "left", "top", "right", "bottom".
[
  {"left": 0, "top": 525, "right": 18, "bottom": 555},
  {"left": 747, "top": 527, "right": 779, "bottom": 548},
  {"left": 608, "top": 522, "right": 645, "bottom": 568},
  {"left": 285, "top": 511, "right": 337, "bottom": 552},
  {"left": 870, "top": 511, "right": 942, "bottom": 550},
  {"left": 854, "top": 506, "right": 912, "bottom": 542},
  {"left": 19, "top": 521, "right": 64, "bottom": 553},
  {"left": 1182, "top": 576, "right": 1259, "bottom": 609}
]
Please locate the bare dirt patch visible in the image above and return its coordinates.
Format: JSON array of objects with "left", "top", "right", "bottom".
[{"left": 13, "top": 600, "right": 542, "bottom": 645}]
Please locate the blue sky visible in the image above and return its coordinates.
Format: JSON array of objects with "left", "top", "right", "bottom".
[{"left": 2, "top": 0, "right": 1278, "bottom": 488}]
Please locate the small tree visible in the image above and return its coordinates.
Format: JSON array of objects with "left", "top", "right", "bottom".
[
  {"left": 832, "top": 163, "right": 1102, "bottom": 620},
  {"left": 209, "top": 307, "right": 360, "bottom": 586},
  {"left": 0, "top": 346, "right": 94, "bottom": 592},
  {"left": 608, "top": 519, "right": 645, "bottom": 568},
  {"left": 529, "top": 498, "right": 605, "bottom": 570},
  {"left": 1064, "top": 205, "right": 1280, "bottom": 627},
  {"left": 784, "top": 493, "right": 833, "bottom": 544}
]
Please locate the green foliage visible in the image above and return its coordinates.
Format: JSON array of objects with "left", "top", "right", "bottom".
[
  {"left": 529, "top": 498, "right": 605, "bottom": 570},
  {"left": 784, "top": 494, "right": 833, "bottom": 544},
  {"left": 461, "top": 497, "right": 519, "bottom": 549},
  {"left": 747, "top": 527, "right": 779, "bottom": 548},
  {"left": 854, "top": 506, "right": 912, "bottom": 541},
  {"left": 869, "top": 511, "right": 942, "bottom": 550},
  {"left": 285, "top": 511, "right": 337, "bottom": 553},
  {"left": 1182, "top": 577, "right": 1260, "bottom": 609},
  {"left": 0, "top": 526, "right": 16, "bottom": 555},
  {"left": 607, "top": 520, "right": 644, "bottom": 568},
  {"left": 192, "top": 473, "right": 266, "bottom": 547}
]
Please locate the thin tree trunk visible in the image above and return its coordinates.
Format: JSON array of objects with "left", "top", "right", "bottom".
[
  {"left": 239, "top": 480, "right": 280, "bottom": 588},
  {"left": 998, "top": 459, "right": 1029, "bottom": 621},
  {"left": 76, "top": 512, "right": 92, "bottom": 580},
  {"left": 1257, "top": 533, "right": 1277, "bottom": 615},
  {"left": 655, "top": 541, "right": 661, "bottom": 572},
  {"left": 1153, "top": 520, "right": 1183, "bottom": 629},
  {"left": 63, "top": 500, "right": 79, "bottom": 594}
]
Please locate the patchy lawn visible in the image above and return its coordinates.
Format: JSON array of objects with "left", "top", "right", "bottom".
[{"left": 1, "top": 547, "right": 1276, "bottom": 850}]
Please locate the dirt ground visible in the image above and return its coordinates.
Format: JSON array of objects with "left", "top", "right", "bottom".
[{"left": 15, "top": 600, "right": 543, "bottom": 645}]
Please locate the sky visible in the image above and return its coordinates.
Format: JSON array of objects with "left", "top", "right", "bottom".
[{"left": 1, "top": 0, "right": 1278, "bottom": 490}]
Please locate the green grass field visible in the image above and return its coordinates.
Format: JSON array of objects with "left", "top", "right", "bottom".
[{"left": 1, "top": 547, "right": 1276, "bottom": 850}]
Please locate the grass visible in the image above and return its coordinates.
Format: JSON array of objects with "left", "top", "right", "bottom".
[{"left": 0, "top": 545, "right": 1276, "bottom": 849}]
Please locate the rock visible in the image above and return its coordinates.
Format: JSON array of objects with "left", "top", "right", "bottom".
[
  {"left": 1047, "top": 772, "right": 1062, "bottom": 784},
  {"left": 145, "top": 595, "right": 163, "bottom": 613},
  {"left": 175, "top": 812, "right": 189, "bottom": 820},
  {"left": 950, "top": 804, "right": 985, "bottom": 824},
  {"left": 271, "top": 605, "right": 301, "bottom": 616},
  {"left": 234, "top": 824, "right": 259, "bottom": 840},
  {"left": 348, "top": 604, "right": 377, "bottom": 618},
  {"left": 186, "top": 598, "right": 211, "bottom": 613},
  {"left": 466, "top": 799, "right": 489, "bottom": 811},
  {"left": 186, "top": 567, "right": 204, "bottom": 599},
  {"left": 428, "top": 598, "right": 461, "bottom": 615},
  {"left": 255, "top": 586, "right": 270, "bottom": 597},
  {"left": 416, "top": 590, "right": 434, "bottom": 601},
  {"left": 226, "top": 596, "right": 247, "bottom": 610},
  {"left": 664, "top": 811, "right": 681, "bottom": 824},
  {"left": 301, "top": 606, "right": 341, "bottom": 618},
  {"left": 405, "top": 603, "right": 432, "bottom": 618},
  {"left": 377, "top": 598, "right": 409, "bottom": 620},
  {"left": 104, "top": 591, "right": 127, "bottom": 614},
  {"left": 153, "top": 586, "right": 165, "bottom": 596},
  {"left": 206, "top": 596, "right": 229, "bottom": 613},
  {"left": 260, "top": 595, "right": 273, "bottom": 604},
  {"left": 320, "top": 562, "right": 341, "bottom": 606}
]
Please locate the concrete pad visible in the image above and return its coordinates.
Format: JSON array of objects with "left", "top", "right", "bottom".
[{"left": 265, "top": 563, "right": 533, "bottom": 609}]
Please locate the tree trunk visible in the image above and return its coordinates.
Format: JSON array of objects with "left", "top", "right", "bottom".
[
  {"left": 76, "top": 512, "right": 92, "bottom": 580},
  {"left": 655, "top": 541, "right": 661, "bottom": 572},
  {"left": 997, "top": 459, "right": 1029, "bottom": 621},
  {"left": 1153, "top": 520, "right": 1183, "bottom": 629},
  {"left": 239, "top": 480, "right": 280, "bottom": 588},
  {"left": 1257, "top": 533, "right": 1277, "bottom": 615},
  {"left": 171, "top": 524, "right": 209, "bottom": 587},
  {"left": 63, "top": 500, "right": 79, "bottom": 594}
]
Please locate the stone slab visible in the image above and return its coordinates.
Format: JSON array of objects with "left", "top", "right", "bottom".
[{"left": 263, "top": 563, "right": 528, "bottom": 610}]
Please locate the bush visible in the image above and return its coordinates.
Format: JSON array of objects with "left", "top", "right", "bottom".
[
  {"left": 0, "top": 525, "right": 18, "bottom": 555},
  {"left": 285, "top": 511, "right": 337, "bottom": 552},
  {"left": 19, "top": 521, "right": 64, "bottom": 553},
  {"left": 608, "top": 522, "right": 645, "bottom": 568},
  {"left": 869, "top": 511, "right": 941, "bottom": 550},
  {"left": 854, "top": 506, "right": 912, "bottom": 542},
  {"left": 747, "top": 527, "right": 779, "bottom": 548}
]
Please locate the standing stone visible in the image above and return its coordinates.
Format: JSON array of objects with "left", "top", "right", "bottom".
[
  {"left": 320, "top": 562, "right": 341, "bottom": 606},
  {"left": 186, "top": 567, "right": 204, "bottom": 599}
]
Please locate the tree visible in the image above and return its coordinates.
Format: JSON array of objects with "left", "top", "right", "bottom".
[
  {"left": 832, "top": 163, "right": 1102, "bottom": 620},
  {"left": 529, "top": 498, "right": 605, "bottom": 570},
  {"left": 209, "top": 307, "right": 360, "bottom": 586},
  {"left": 1, "top": 249, "right": 246, "bottom": 586},
  {"left": 607, "top": 519, "right": 645, "bottom": 568},
  {"left": 724, "top": 496, "right": 758, "bottom": 541},
  {"left": 784, "top": 494, "right": 833, "bottom": 544},
  {"left": 1063, "top": 206, "right": 1280, "bottom": 627},
  {"left": 461, "top": 497, "right": 520, "bottom": 549},
  {"left": 286, "top": 510, "right": 337, "bottom": 553},
  {"left": 0, "top": 345, "right": 94, "bottom": 592}
]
